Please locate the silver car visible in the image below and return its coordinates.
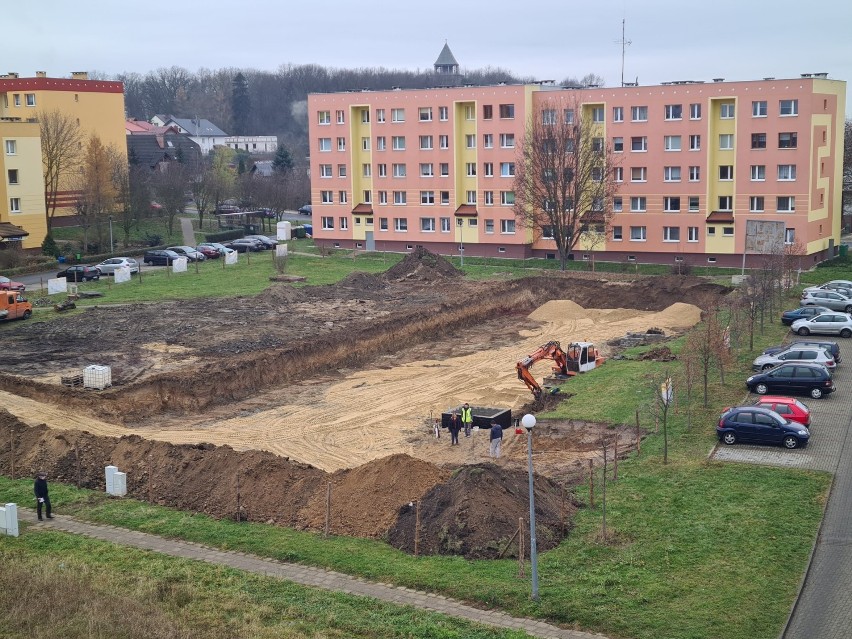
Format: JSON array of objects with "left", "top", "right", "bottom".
[
  {"left": 752, "top": 346, "right": 836, "bottom": 372},
  {"left": 96, "top": 257, "right": 139, "bottom": 275},
  {"left": 800, "top": 289, "right": 852, "bottom": 313},
  {"left": 791, "top": 313, "right": 852, "bottom": 338}
]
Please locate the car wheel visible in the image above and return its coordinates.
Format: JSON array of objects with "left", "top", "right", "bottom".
[
  {"left": 810, "top": 387, "right": 823, "bottom": 399},
  {"left": 845, "top": 305, "right": 852, "bottom": 314},
  {"left": 762, "top": 364, "right": 774, "bottom": 371},
  {"left": 841, "top": 329, "right": 852, "bottom": 338},
  {"left": 755, "top": 383, "right": 769, "bottom": 395},
  {"left": 23, "top": 310, "right": 32, "bottom": 319},
  {"left": 722, "top": 432, "right": 737, "bottom": 445},
  {"left": 783, "top": 435, "right": 800, "bottom": 449},
  {"left": 797, "top": 327, "right": 810, "bottom": 336}
]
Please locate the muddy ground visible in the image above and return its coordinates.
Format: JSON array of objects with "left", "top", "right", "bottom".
[{"left": 0, "top": 250, "right": 729, "bottom": 556}]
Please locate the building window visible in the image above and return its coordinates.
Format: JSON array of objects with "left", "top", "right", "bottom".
[
  {"left": 664, "top": 166, "right": 681, "bottom": 182},
  {"left": 499, "top": 104, "right": 515, "bottom": 119},
  {"left": 631, "top": 167, "right": 647, "bottom": 182},
  {"left": 394, "top": 218, "right": 408, "bottom": 231},
  {"left": 419, "top": 135, "right": 433, "bottom": 150},
  {"left": 321, "top": 216, "right": 334, "bottom": 230},
  {"left": 7, "top": 169, "right": 18, "bottom": 185},
  {"left": 439, "top": 135, "right": 449, "bottom": 150},
  {"left": 723, "top": 227, "right": 734, "bottom": 236},
  {"left": 500, "top": 162, "right": 515, "bottom": 177},
  {"left": 778, "top": 132, "right": 798, "bottom": 149},
  {"left": 421, "top": 217, "right": 436, "bottom": 231},
  {"left": 363, "top": 190, "right": 372, "bottom": 203},
  {"left": 630, "top": 226, "right": 647, "bottom": 240},
  {"left": 380, "top": 217, "right": 388, "bottom": 229},
  {"left": 591, "top": 167, "right": 603, "bottom": 182},
  {"left": 419, "top": 107, "right": 433, "bottom": 122},
  {"left": 542, "top": 109, "right": 557, "bottom": 125},
  {"left": 779, "top": 99, "right": 798, "bottom": 116},
  {"left": 483, "top": 162, "right": 494, "bottom": 177},
  {"left": 630, "top": 196, "right": 647, "bottom": 212},
  {"left": 392, "top": 163, "right": 406, "bottom": 178},
  {"left": 613, "top": 196, "right": 623, "bottom": 212},
  {"left": 319, "top": 138, "right": 331, "bottom": 152},
  {"left": 689, "top": 103, "right": 702, "bottom": 119},
  {"left": 785, "top": 228, "right": 796, "bottom": 244},
  {"left": 614, "top": 167, "right": 623, "bottom": 182},
  {"left": 752, "top": 101, "right": 767, "bottom": 117},
  {"left": 631, "top": 105, "right": 648, "bottom": 121},
  {"left": 336, "top": 110, "right": 345, "bottom": 124},
  {"left": 778, "top": 164, "right": 797, "bottom": 181},
  {"left": 379, "top": 191, "right": 388, "bottom": 205},
  {"left": 440, "top": 163, "right": 449, "bottom": 177},
  {"left": 4, "top": 140, "right": 16, "bottom": 155},
  {"left": 500, "top": 133, "right": 515, "bottom": 148},
  {"left": 339, "top": 214, "right": 348, "bottom": 227},
  {"left": 338, "top": 164, "right": 347, "bottom": 177},
  {"left": 719, "top": 165, "right": 733, "bottom": 181},
  {"left": 664, "top": 135, "right": 682, "bottom": 151},
  {"left": 592, "top": 137, "right": 604, "bottom": 152},
  {"left": 688, "top": 196, "right": 700, "bottom": 212},
  {"left": 483, "top": 133, "right": 493, "bottom": 148},
  {"left": 707, "top": 256, "right": 717, "bottom": 263},
  {"left": 12, "top": 94, "right": 20, "bottom": 107},
  {"left": 613, "top": 137, "right": 623, "bottom": 152},
  {"left": 485, "top": 219, "right": 494, "bottom": 233},
  {"left": 331, "top": 137, "right": 342, "bottom": 152},
  {"left": 440, "top": 191, "right": 450, "bottom": 205},
  {"left": 391, "top": 108, "right": 405, "bottom": 122},
  {"left": 751, "top": 165, "right": 766, "bottom": 181},
  {"left": 420, "top": 163, "right": 434, "bottom": 177},
  {"left": 718, "top": 195, "right": 732, "bottom": 210},
  {"left": 319, "top": 164, "right": 333, "bottom": 178},
  {"left": 564, "top": 108, "right": 575, "bottom": 124},
  {"left": 467, "top": 190, "right": 477, "bottom": 204},
  {"left": 392, "top": 136, "right": 405, "bottom": 150},
  {"left": 465, "top": 162, "right": 476, "bottom": 177},
  {"left": 665, "top": 104, "right": 683, "bottom": 120},
  {"left": 376, "top": 109, "right": 386, "bottom": 123},
  {"left": 707, "top": 226, "right": 716, "bottom": 236},
  {"left": 439, "top": 106, "right": 448, "bottom": 121},
  {"left": 631, "top": 136, "right": 647, "bottom": 152},
  {"left": 613, "top": 106, "right": 624, "bottom": 122},
  {"left": 687, "top": 166, "right": 700, "bottom": 182},
  {"left": 719, "top": 134, "right": 734, "bottom": 150},
  {"left": 318, "top": 111, "right": 331, "bottom": 125},
  {"left": 688, "top": 226, "right": 699, "bottom": 242},
  {"left": 664, "top": 226, "right": 680, "bottom": 241},
  {"left": 441, "top": 217, "right": 451, "bottom": 232},
  {"left": 484, "top": 191, "right": 494, "bottom": 205},
  {"left": 777, "top": 196, "right": 796, "bottom": 212},
  {"left": 751, "top": 133, "right": 767, "bottom": 150},
  {"left": 376, "top": 136, "right": 386, "bottom": 151},
  {"left": 482, "top": 104, "right": 494, "bottom": 120},
  {"left": 500, "top": 191, "right": 515, "bottom": 205},
  {"left": 378, "top": 163, "right": 387, "bottom": 177},
  {"left": 664, "top": 197, "right": 681, "bottom": 212},
  {"left": 25, "top": 93, "right": 35, "bottom": 107},
  {"left": 361, "top": 137, "right": 371, "bottom": 151},
  {"left": 465, "top": 134, "right": 476, "bottom": 149},
  {"left": 500, "top": 219, "right": 516, "bottom": 234},
  {"left": 749, "top": 196, "right": 765, "bottom": 212},
  {"left": 9, "top": 197, "right": 21, "bottom": 213},
  {"left": 464, "top": 105, "right": 475, "bottom": 120},
  {"left": 393, "top": 191, "right": 407, "bottom": 205},
  {"left": 720, "top": 102, "right": 735, "bottom": 119},
  {"left": 591, "top": 107, "right": 604, "bottom": 122}
]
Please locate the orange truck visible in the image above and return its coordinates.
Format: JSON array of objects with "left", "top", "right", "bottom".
[{"left": 0, "top": 291, "right": 32, "bottom": 320}]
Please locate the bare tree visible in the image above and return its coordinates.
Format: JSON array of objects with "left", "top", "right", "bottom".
[
  {"left": 151, "top": 163, "right": 189, "bottom": 236},
  {"left": 40, "top": 109, "right": 82, "bottom": 231},
  {"left": 514, "top": 98, "right": 620, "bottom": 271},
  {"left": 649, "top": 371, "right": 673, "bottom": 464},
  {"left": 108, "top": 146, "right": 131, "bottom": 249},
  {"left": 71, "top": 134, "right": 118, "bottom": 252}
]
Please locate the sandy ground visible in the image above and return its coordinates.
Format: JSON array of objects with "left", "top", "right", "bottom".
[{"left": 2, "top": 300, "right": 700, "bottom": 472}]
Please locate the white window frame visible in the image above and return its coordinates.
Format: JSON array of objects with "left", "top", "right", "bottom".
[
  {"left": 465, "top": 162, "right": 476, "bottom": 177},
  {"left": 321, "top": 216, "right": 334, "bottom": 230},
  {"left": 441, "top": 217, "right": 451, "bottom": 232},
  {"left": 777, "top": 164, "right": 797, "bottom": 181},
  {"left": 612, "top": 226, "right": 623, "bottom": 240},
  {"left": 664, "top": 104, "right": 683, "bottom": 120},
  {"left": 631, "top": 105, "right": 648, "bottom": 122},
  {"left": 752, "top": 101, "right": 767, "bottom": 117},
  {"left": 612, "top": 106, "right": 624, "bottom": 122},
  {"left": 9, "top": 197, "right": 21, "bottom": 213},
  {"left": 392, "top": 163, "right": 406, "bottom": 178},
  {"left": 663, "top": 226, "right": 680, "bottom": 242},
  {"left": 591, "top": 107, "right": 604, "bottom": 122},
  {"left": 499, "top": 133, "right": 515, "bottom": 148},
  {"left": 779, "top": 99, "right": 798, "bottom": 116},
  {"left": 777, "top": 196, "right": 796, "bottom": 212},
  {"left": 439, "top": 135, "right": 449, "bottom": 150},
  {"left": 393, "top": 191, "right": 407, "bottom": 205},
  {"left": 500, "top": 219, "right": 516, "bottom": 234},
  {"left": 719, "top": 134, "right": 734, "bottom": 150},
  {"left": 749, "top": 196, "right": 765, "bottom": 212},
  {"left": 613, "top": 196, "right": 623, "bottom": 212},
  {"left": 630, "top": 167, "right": 647, "bottom": 182},
  {"left": 689, "top": 103, "right": 701, "bottom": 120},
  {"left": 663, "top": 197, "right": 681, "bottom": 213},
  {"left": 419, "top": 135, "right": 433, "bottom": 150},
  {"left": 688, "top": 166, "right": 700, "bottom": 182},
  {"left": 688, "top": 196, "right": 700, "bottom": 212},
  {"left": 664, "top": 166, "right": 681, "bottom": 182},
  {"left": 392, "top": 136, "right": 405, "bottom": 151},
  {"left": 630, "top": 225, "right": 647, "bottom": 241},
  {"left": 718, "top": 196, "right": 733, "bottom": 211},
  {"left": 419, "top": 107, "right": 433, "bottom": 122},
  {"left": 500, "top": 162, "right": 515, "bottom": 177},
  {"left": 720, "top": 102, "right": 735, "bottom": 119},
  {"left": 391, "top": 108, "right": 405, "bottom": 123},
  {"left": 376, "top": 136, "right": 386, "bottom": 151},
  {"left": 420, "top": 216, "right": 436, "bottom": 231},
  {"left": 319, "top": 138, "right": 331, "bottom": 152},
  {"left": 4, "top": 140, "right": 16, "bottom": 155},
  {"left": 500, "top": 191, "right": 515, "bottom": 206},
  {"left": 664, "top": 135, "right": 682, "bottom": 151},
  {"left": 719, "top": 165, "right": 734, "bottom": 181},
  {"left": 751, "top": 165, "right": 766, "bottom": 181},
  {"left": 483, "top": 162, "right": 494, "bottom": 177},
  {"left": 631, "top": 136, "right": 647, "bottom": 152},
  {"left": 465, "top": 134, "right": 476, "bottom": 149},
  {"left": 420, "top": 163, "right": 434, "bottom": 177},
  {"left": 318, "top": 111, "right": 331, "bottom": 125},
  {"left": 376, "top": 109, "right": 386, "bottom": 123},
  {"left": 394, "top": 217, "right": 408, "bottom": 231},
  {"left": 630, "top": 197, "right": 647, "bottom": 212},
  {"left": 339, "top": 215, "right": 348, "bottom": 228},
  {"left": 688, "top": 226, "right": 699, "bottom": 242},
  {"left": 483, "top": 133, "right": 493, "bottom": 148},
  {"left": 25, "top": 93, "right": 35, "bottom": 107},
  {"left": 439, "top": 106, "right": 449, "bottom": 121}
]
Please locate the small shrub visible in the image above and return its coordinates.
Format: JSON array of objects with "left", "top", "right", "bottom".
[
  {"left": 144, "top": 233, "right": 163, "bottom": 247},
  {"left": 41, "top": 234, "right": 61, "bottom": 258}
]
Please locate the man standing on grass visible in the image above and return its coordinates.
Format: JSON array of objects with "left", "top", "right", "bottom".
[
  {"left": 34, "top": 471, "right": 53, "bottom": 520},
  {"left": 489, "top": 421, "right": 503, "bottom": 459}
]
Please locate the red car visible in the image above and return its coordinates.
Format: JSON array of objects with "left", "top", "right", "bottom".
[
  {"left": 754, "top": 396, "right": 811, "bottom": 427},
  {"left": 195, "top": 245, "right": 220, "bottom": 259},
  {"left": 0, "top": 275, "right": 25, "bottom": 292}
]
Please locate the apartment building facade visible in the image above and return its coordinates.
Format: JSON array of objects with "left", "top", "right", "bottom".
[
  {"left": 307, "top": 76, "right": 845, "bottom": 267},
  {"left": 0, "top": 71, "right": 126, "bottom": 248}
]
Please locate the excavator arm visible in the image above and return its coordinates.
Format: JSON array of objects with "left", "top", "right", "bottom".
[{"left": 516, "top": 340, "right": 572, "bottom": 399}]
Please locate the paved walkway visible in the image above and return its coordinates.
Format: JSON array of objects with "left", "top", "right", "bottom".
[
  {"left": 179, "top": 217, "right": 196, "bottom": 246},
  {"left": 18, "top": 509, "right": 605, "bottom": 639}
]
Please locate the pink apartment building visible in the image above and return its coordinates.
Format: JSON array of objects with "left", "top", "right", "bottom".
[{"left": 307, "top": 75, "right": 845, "bottom": 267}]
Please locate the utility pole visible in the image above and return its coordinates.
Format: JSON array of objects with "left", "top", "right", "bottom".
[{"left": 616, "top": 18, "right": 632, "bottom": 87}]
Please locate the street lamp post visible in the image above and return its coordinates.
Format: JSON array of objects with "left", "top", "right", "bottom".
[
  {"left": 458, "top": 218, "right": 465, "bottom": 267},
  {"left": 521, "top": 413, "right": 539, "bottom": 600},
  {"left": 108, "top": 215, "right": 114, "bottom": 254}
]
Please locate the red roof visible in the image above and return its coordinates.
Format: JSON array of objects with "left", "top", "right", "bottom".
[
  {"left": 0, "top": 76, "right": 123, "bottom": 94},
  {"left": 454, "top": 205, "right": 478, "bottom": 217},
  {"left": 352, "top": 203, "right": 373, "bottom": 214},
  {"left": 705, "top": 211, "right": 735, "bottom": 223}
]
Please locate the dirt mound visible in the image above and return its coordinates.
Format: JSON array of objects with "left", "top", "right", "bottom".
[
  {"left": 637, "top": 346, "right": 677, "bottom": 362},
  {"left": 336, "top": 271, "right": 388, "bottom": 292},
  {"left": 383, "top": 247, "right": 462, "bottom": 282},
  {"left": 259, "top": 284, "right": 309, "bottom": 305},
  {"left": 387, "top": 464, "right": 576, "bottom": 559}
]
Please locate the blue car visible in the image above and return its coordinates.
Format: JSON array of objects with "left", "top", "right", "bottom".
[
  {"left": 717, "top": 406, "right": 810, "bottom": 449},
  {"left": 781, "top": 306, "right": 831, "bottom": 325}
]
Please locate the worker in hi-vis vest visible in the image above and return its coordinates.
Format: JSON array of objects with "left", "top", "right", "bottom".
[{"left": 460, "top": 403, "right": 473, "bottom": 437}]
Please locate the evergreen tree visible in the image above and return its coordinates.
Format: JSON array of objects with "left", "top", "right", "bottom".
[
  {"left": 41, "top": 233, "right": 60, "bottom": 258},
  {"left": 272, "top": 145, "right": 294, "bottom": 173},
  {"left": 231, "top": 72, "right": 251, "bottom": 135}
]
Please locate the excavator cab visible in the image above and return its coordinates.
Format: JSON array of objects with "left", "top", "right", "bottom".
[{"left": 566, "top": 342, "right": 598, "bottom": 374}]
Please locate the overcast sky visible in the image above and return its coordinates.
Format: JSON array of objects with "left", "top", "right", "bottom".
[{"left": 5, "top": 1, "right": 851, "bottom": 115}]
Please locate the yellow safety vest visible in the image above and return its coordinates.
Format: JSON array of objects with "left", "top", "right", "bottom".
[{"left": 461, "top": 407, "right": 472, "bottom": 423}]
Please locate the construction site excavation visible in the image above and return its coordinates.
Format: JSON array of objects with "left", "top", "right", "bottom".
[{"left": 0, "top": 251, "right": 728, "bottom": 557}]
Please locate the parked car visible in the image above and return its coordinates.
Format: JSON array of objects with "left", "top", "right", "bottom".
[
  {"left": 197, "top": 242, "right": 235, "bottom": 257},
  {"left": 96, "top": 257, "right": 139, "bottom": 275},
  {"left": 224, "top": 238, "right": 264, "bottom": 252},
  {"left": 0, "top": 275, "right": 25, "bottom": 292},
  {"left": 827, "top": 280, "right": 852, "bottom": 290},
  {"left": 791, "top": 313, "right": 852, "bottom": 338},
  {"left": 167, "top": 246, "right": 206, "bottom": 262},
  {"left": 764, "top": 339, "right": 841, "bottom": 364},
  {"left": 195, "top": 245, "right": 221, "bottom": 259},
  {"left": 244, "top": 234, "right": 278, "bottom": 249},
  {"left": 298, "top": 204, "right": 312, "bottom": 216},
  {"left": 799, "top": 289, "right": 852, "bottom": 313},
  {"left": 143, "top": 249, "right": 183, "bottom": 265},
  {"left": 56, "top": 265, "right": 101, "bottom": 281},
  {"left": 781, "top": 306, "right": 831, "bottom": 326},
  {"left": 752, "top": 396, "right": 811, "bottom": 427},
  {"left": 746, "top": 363, "right": 835, "bottom": 399},
  {"left": 717, "top": 406, "right": 810, "bottom": 449},
  {"left": 806, "top": 283, "right": 852, "bottom": 297},
  {"left": 752, "top": 346, "right": 836, "bottom": 372}
]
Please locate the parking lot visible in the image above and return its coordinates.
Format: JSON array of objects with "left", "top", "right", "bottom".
[{"left": 712, "top": 336, "right": 852, "bottom": 473}]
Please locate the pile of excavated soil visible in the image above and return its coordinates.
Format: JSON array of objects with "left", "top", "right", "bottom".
[
  {"left": 383, "top": 247, "right": 462, "bottom": 281},
  {"left": 637, "top": 346, "right": 677, "bottom": 362},
  {"left": 337, "top": 271, "right": 388, "bottom": 292}
]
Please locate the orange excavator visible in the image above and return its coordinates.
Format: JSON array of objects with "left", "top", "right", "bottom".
[{"left": 516, "top": 340, "right": 604, "bottom": 399}]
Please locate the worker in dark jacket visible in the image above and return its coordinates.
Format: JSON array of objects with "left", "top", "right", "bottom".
[
  {"left": 34, "top": 471, "right": 52, "bottom": 520},
  {"left": 448, "top": 412, "right": 462, "bottom": 445},
  {"left": 489, "top": 422, "right": 503, "bottom": 459}
]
